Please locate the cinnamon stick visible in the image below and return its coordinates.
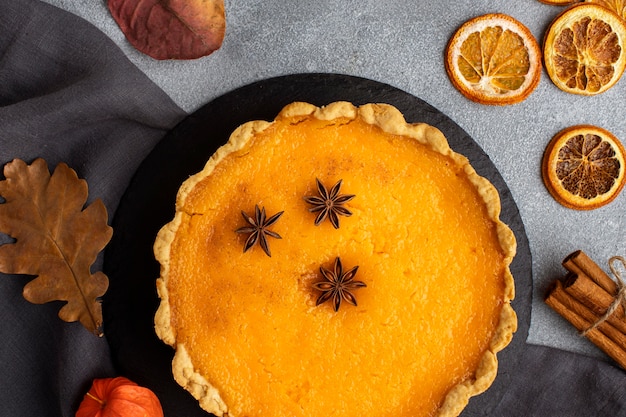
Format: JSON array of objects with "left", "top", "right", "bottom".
[
  {"left": 563, "top": 250, "right": 617, "bottom": 295},
  {"left": 550, "top": 280, "right": 626, "bottom": 346},
  {"left": 562, "top": 271, "right": 626, "bottom": 334},
  {"left": 546, "top": 281, "right": 626, "bottom": 369}
]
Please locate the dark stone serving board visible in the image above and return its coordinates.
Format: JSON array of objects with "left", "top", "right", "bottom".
[{"left": 102, "top": 73, "right": 532, "bottom": 417}]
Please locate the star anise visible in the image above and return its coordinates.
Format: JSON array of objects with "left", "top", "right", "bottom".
[
  {"left": 304, "top": 178, "right": 355, "bottom": 229},
  {"left": 313, "top": 257, "right": 366, "bottom": 312},
  {"left": 235, "top": 205, "right": 283, "bottom": 257}
]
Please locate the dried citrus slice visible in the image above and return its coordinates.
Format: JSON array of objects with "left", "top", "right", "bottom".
[
  {"left": 445, "top": 13, "right": 542, "bottom": 105},
  {"left": 585, "top": 0, "right": 626, "bottom": 20},
  {"left": 542, "top": 125, "right": 626, "bottom": 210},
  {"left": 543, "top": 4, "right": 626, "bottom": 95}
]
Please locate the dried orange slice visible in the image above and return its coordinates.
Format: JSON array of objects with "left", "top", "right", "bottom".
[
  {"left": 542, "top": 125, "right": 626, "bottom": 210},
  {"left": 585, "top": 0, "right": 626, "bottom": 20},
  {"left": 543, "top": 4, "right": 626, "bottom": 95},
  {"left": 445, "top": 13, "right": 542, "bottom": 105}
]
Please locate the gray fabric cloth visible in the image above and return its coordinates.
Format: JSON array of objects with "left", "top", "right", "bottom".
[
  {"left": 1, "top": 1, "right": 625, "bottom": 416},
  {"left": 0, "top": 1, "right": 185, "bottom": 416},
  {"left": 484, "top": 345, "right": 626, "bottom": 416}
]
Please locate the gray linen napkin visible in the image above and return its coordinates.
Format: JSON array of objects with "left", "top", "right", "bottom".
[{"left": 0, "top": 1, "right": 185, "bottom": 416}]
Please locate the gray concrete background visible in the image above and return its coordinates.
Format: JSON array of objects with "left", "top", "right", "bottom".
[{"left": 42, "top": 0, "right": 626, "bottom": 360}]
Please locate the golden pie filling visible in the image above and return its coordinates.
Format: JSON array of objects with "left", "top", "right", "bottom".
[{"left": 154, "top": 102, "right": 517, "bottom": 417}]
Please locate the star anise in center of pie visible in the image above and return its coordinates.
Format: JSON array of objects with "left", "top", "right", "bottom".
[
  {"left": 235, "top": 205, "right": 283, "bottom": 257},
  {"left": 304, "top": 178, "right": 355, "bottom": 229},
  {"left": 313, "top": 257, "right": 366, "bottom": 312}
]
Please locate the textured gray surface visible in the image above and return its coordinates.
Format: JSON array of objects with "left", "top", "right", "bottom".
[{"left": 42, "top": 0, "right": 626, "bottom": 360}]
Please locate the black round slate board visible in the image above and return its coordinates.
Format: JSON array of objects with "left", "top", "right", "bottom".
[{"left": 103, "top": 73, "right": 532, "bottom": 417}]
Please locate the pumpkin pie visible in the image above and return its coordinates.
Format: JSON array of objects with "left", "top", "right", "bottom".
[{"left": 154, "top": 101, "right": 517, "bottom": 417}]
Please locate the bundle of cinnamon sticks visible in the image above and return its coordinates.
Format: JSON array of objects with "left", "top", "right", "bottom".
[{"left": 545, "top": 250, "right": 626, "bottom": 369}]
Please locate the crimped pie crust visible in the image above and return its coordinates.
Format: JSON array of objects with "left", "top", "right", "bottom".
[{"left": 154, "top": 101, "right": 517, "bottom": 417}]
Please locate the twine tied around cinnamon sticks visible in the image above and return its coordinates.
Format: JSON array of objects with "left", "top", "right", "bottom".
[
  {"left": 545, "top": 250, "right": 626, "bottom": 369},
  {"left": 580, "top": 256, "right": 626, "bottom": 337}
]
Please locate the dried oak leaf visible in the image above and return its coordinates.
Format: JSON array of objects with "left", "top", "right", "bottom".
[
  {"left": 107, "top": 0, "right": 226, "bottom": 60},
  {"left": 0, "top": 159, "right": 112, "bottom": 336}
]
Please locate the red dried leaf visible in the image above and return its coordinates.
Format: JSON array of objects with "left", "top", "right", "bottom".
[
  {"left": 0, "top": 159, "right": 112, "bottom": 336},
  {"left": 107, "top": 0, "right": 226, "bottom": 60}
]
